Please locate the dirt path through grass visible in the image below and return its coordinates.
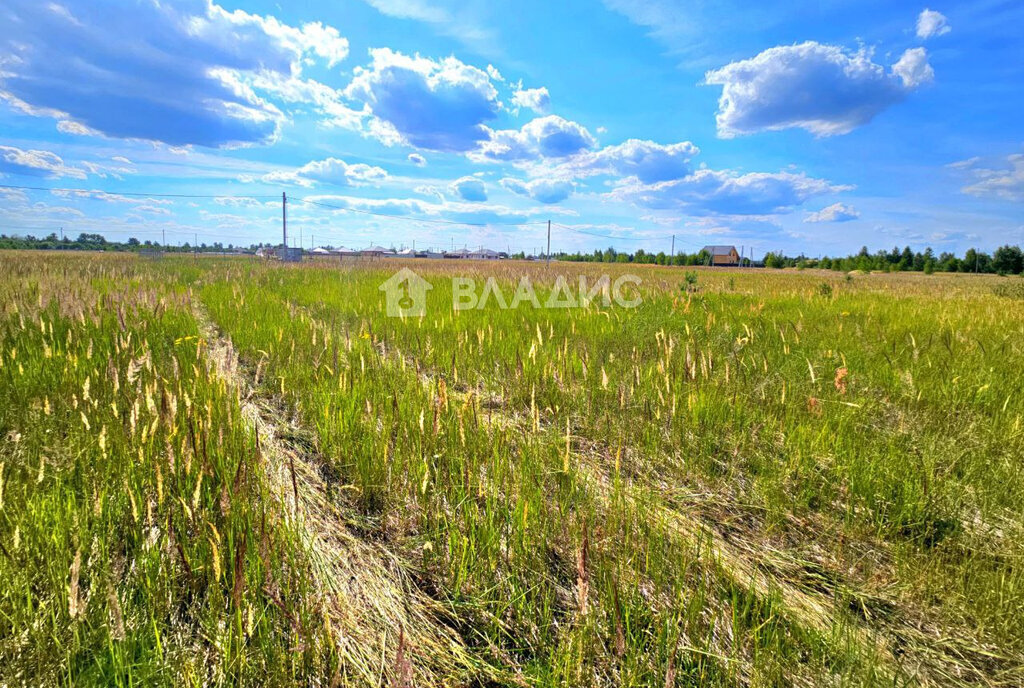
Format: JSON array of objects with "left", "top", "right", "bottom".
[{"left": 192, "top": 300, "right": 489, "bottom": 687}]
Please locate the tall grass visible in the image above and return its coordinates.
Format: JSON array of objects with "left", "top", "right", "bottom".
[
  {"left": 3, "top": 252, "right": 1022, "bottom": 685},
  {"left": 0, "top": 254, "right": 332, "bottom": 685}
]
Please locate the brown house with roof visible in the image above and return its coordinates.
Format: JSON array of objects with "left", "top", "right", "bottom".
[{"left": 702, "top": 245, "right": 740, "bottom": 266}]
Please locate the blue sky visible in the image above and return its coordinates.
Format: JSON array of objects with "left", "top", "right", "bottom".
[{"left": 0, "top": 0, "right": 1021, "bottom": 257}]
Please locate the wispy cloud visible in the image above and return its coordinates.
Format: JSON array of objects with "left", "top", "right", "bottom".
[
  {"left": 0, "top": 145, "right": 86, "bottom": 179},
  {"left": 953, "top": 153, "right": 1024, "bottom": 201},
  {"left": 357, "top": 0, "right": 499, "bottom": 56}
]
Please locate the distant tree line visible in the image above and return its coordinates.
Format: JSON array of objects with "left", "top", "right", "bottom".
[
  {"left": 762, "top": 245, "right": 1024, "bottom": 275},
  {"left": 559, "top": 247, "right": 751, "bottom": 266},
  {"left": 3, "top": 233, "right": 1022, "bottom": 275},
  {"left": 0, "top": 232, "right": 264, "bottom": 253},
  {"left": 559, "top": 245, "right": 1024, "bottom": 275}
]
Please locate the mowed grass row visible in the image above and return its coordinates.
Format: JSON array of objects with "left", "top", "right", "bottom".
[
  {"left": 201, "top": 277, "right": 728, "bottom": 685},
  {"left": 199, "top": 264, "right": 902, "bottom": 685},
  {"left": 203, "top": 259, "right": 1024, "bottom": 683},
  {"left": 0, "top": 254, "right": 335, "bottom": 685}
]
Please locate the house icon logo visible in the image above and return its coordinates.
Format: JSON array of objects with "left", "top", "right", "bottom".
[{"left": 379, "top": 268, "right": 433, "bottom": 317}]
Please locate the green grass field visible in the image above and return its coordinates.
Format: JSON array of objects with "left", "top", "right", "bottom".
[{"left": 2, "top": 252, "right": 1022, "bottom": 686}]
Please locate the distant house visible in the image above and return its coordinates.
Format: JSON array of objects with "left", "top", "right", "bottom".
[
  {"left": 333, "top": 246, "right": 358, "bottom": 257},
  {"left": 394, "top": 248, "right": 417, "bottom": 258},
  {"left": 443, "top": 248, "right": 470, "bottom": 259},
  {"left": 702, "top": 245, "right": 740, "bottom": 266},
  {"left": 468, "top": 248, "right": 501, "bottom": 260},
  {"left": 361, "top": 245, "right": 394, "bottom": 258},
  {"left": 418, "top": 250, "right": 443, "bottom": 259},
  {"left": 309, "top": 247, "right": 331, "bottom": 256}
]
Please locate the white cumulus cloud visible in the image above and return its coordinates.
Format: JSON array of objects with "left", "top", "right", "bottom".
[
  {"left": 569, "top": 139, "right": 700, "bottom": 183},
  {"left": 345, "top": 48, "right": 500, "bottom": 152},
  {"left": 704, "top": 42, "right": 933, "bottom": 137},
  {"left": 262, "top": 157, "right": 388, "bottom": 187},
  {"left": 612, "top": 168, "right": 848, "bottom": 215},
  {"left": 473, "top": 115, "right": 596, "bottom": 162},
  {"left": 450, "top": 176, "right": 488, "bottom": 202},
  {"left": 501, "top": 177, "right": 575, "bottom": 204},
  {"left": 804, "top": 202, "right": 860, "bottom": 222},
  {"left": 511, "top": 87, "right": 551, "bottom": 113},
  {"left": 0, "top": 0, "right": 349, "bottom": 147},
  {"left": 916, "top": 9, "right": 951, "bottom": 39},
  {"left": 892, "top": 48, "right": 935, "bottom": 88}
]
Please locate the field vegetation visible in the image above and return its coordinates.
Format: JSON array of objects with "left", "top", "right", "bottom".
[{"left": 2, "top": 252, "right": 1022, "bottom": 686}]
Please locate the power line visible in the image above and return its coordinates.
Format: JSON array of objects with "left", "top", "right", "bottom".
[
  {"left": 553, "top": 223, "right": 726, "bottom": 259},
  {"left": 297, "top": 197, "right": 547, "bottom": 228},
  {"left": 553, "top": 223, "right": 668, "bottom": 242},
  {"left": 0, "top": 183, "right": 279, "bottom": 200},
  {"left": 4, "top": 182, "right": 656, "bottom": 236},
  {"left": 3, "top": 183, "right": 546, "bottom": 228},
  {"left": 0, "top": 219, "right": 269, "bottom": 243},
  {"left": 2, "top": 182, "right": 728, "bottom": 255}
]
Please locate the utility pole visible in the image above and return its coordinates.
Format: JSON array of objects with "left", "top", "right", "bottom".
[
  {"left": 161, "top": 229, "right": 165, "bottom": 247},
  {"left": 59, "top": 227, "right": 63, "bottom": 241},
  {"left": 194, "top": 232, "right": 198, "bottom": 256},
  {"left": 282, "top": 192, "right": 288, "bottom": 248},
  {"left": 546, "top": 219, "right": 551, "bottom": 265},
  {"left": 671, "top": 234, "right": 675, "bottom": 262}
]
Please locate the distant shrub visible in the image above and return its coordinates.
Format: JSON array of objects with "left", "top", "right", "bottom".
[{"left": 817, "top": 282, "right": 833, "bottom": 297}]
